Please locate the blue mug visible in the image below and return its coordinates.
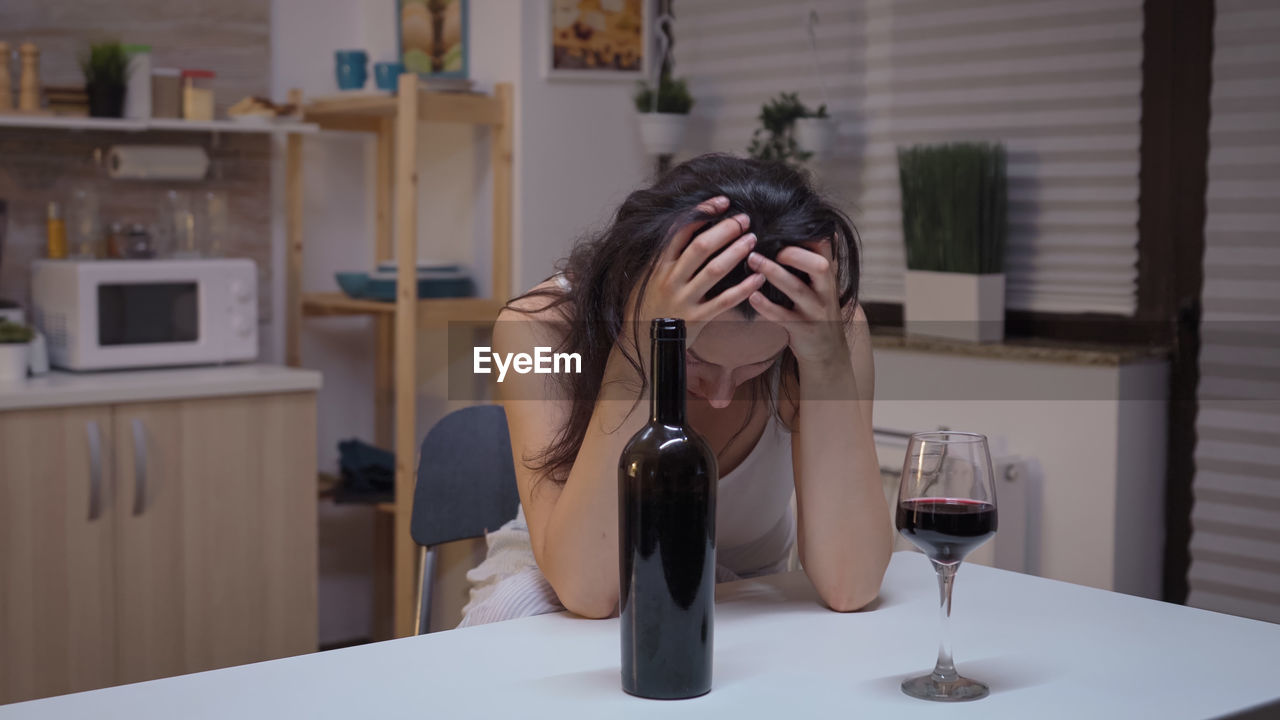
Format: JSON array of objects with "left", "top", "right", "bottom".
[
  {"left": 335, "top": 50, "right": 369, "bottom": 90},
  {"left": 374, "top": 62, "right": 405, "bottom": 92}
]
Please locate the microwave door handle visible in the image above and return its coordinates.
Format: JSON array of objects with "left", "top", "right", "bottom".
[{"left": 131, "top": 418, "right": 148, "bottom": 516}]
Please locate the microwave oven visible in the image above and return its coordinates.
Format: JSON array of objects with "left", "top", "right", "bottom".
[{"left": 31, "top": 258, "right": 258, "bottom": 371}]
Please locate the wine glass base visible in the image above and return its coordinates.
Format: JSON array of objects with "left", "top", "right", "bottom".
[{"left": 901, "top": 673, "right": 989, "bottom": 702}]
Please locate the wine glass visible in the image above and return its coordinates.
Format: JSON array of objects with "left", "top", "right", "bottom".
[{"left": 896, "top": 431, "right": 998, "bottom": 702}]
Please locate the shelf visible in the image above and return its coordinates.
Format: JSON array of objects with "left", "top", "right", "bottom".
[
  {"left": 146, "top": 118, "right": 318, "bottom": 134},
  {"left": 303, "top": 89, "right": 503, "bottom": 132},
  {"left": 285, "top": 81, "right": 512, "bottom": 639},
  {"left": 304, "top": 94, "right": 397, "bottom": 120},
  {"left": 301, "top": 293, "right": 506, "bottom": 325},
  {"left": 0, "top": 114, "right": 317, "bottom": 134},
  {"left": 0, "top": 114, "right": 146, "bottom": 131}
]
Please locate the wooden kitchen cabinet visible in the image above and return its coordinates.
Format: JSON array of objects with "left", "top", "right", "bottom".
[
  {"left": 0, "top": 405, "right": 117, "bottom": 704},
  {"left": 0, "top": 390, "right": 317, "bottom": 704}
]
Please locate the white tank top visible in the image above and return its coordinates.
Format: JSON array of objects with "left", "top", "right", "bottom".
[
  {"left": 714, "top": 414, "right": 796, "bottom": 577},
  {"left": 553, "top": 272, "right": 796, "bottom": 577}
]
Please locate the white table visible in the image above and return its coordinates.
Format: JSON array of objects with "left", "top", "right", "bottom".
[{"left": 3, "top": 552, "right": 1278, "bottom": 719}]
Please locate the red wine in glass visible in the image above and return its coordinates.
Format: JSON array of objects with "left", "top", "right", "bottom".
[
  {"left": 897, "top": 498, "right": 997, "bottom": 564},
  {"left": 896, "top": 432, "right": 998, "bottom": 702}
]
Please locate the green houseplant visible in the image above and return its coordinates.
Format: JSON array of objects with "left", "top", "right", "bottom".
[
  {"left": 0, "top": 320, "right": 33, "bottom": 383},
  {"left": 897, "top": 142, "right": 1008, "bottom": 342},
  {"left": 747, "top": 93, "right": 831, "bottom": 166},
  {"left": 80, "top": 41, "right": 129, "bottom": 118}
]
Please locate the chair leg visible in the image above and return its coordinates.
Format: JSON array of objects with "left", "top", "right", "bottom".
[{"left": 415, "top": 545, "right": 438, "bottom": 635}]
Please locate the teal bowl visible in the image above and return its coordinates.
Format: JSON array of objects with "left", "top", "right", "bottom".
[{"left": 335, "top": 272, "right": 370, "bottom": 298}]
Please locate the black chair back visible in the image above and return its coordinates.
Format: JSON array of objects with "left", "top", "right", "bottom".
[{"left": 411, "top": 405, "right": 520, "bottom": 548}]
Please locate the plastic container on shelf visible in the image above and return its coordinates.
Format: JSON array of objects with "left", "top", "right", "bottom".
[
  {"left": 151, "top": 68, "right": 181, "bottom": 118},
  {"left": 181, "top": 69, "right": 215, "bottom": 121},
  {"left": 123, "top": 44, "right": 152, "bottom": 119}
]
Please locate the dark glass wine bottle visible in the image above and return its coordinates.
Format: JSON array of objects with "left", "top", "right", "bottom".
[{"left": 618, "top": 318, "right": 717, "bottom": 699}]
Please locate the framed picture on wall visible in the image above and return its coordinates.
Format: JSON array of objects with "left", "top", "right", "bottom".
[
  {"left": 399, "top": 0, "right": 469, "bottom": 79},
  {"left": 545, "top": 0, "right": 651, "bottom": 81}
]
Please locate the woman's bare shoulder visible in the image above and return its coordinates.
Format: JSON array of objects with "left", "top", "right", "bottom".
[
  {"left": 498, "top": 278, "right": 571, "bottom": 323},
  {"left": 493, "top": 278, "right": 574, "bottom": 360}
]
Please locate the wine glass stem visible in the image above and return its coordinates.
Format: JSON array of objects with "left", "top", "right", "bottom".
[{"left": 932, "top": 560, "right": 959, "bottom": 683}]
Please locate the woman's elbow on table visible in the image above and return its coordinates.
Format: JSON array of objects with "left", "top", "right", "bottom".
[
  {"left": 820, "top": 581, "right": 881, "bottom": 613},
  {"left": 548, "top": 573, "right": 619, "bottom": 619},
  {"left": 814, "top": 560, "right": 889, "bottom": 612},
  {"left": 560, "top": 591, "right": 618, "bottom": 620}
]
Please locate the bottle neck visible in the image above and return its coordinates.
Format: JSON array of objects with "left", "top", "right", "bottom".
[{"left": 650, "top": 335, "right": 686, "bottom": 425}]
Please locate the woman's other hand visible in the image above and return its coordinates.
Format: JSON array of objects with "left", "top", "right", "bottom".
[
  {"left": 626, "top": 195, "right": 766, "bottom": 347},
  {"left": 745, "top": 239, "right": 850, "bottom": 369}
]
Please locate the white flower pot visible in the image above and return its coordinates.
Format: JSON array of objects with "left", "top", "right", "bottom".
[
  {"left": 636, "top": 112, "right": 689, "bottom": 156},
  {"left": 0, "top": 343, "right": 30, "bottom": 384},
  {"left": 904, "top": 270, "right": 1005, "bottom": 343},
  {"left": 794, "top": 116, "right": 838, "bottom": 159}
]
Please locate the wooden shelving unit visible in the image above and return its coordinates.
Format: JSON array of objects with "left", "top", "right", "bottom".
[
  {"left": 0, "top": 114, "right": 317, "bottom": 134},
  {"left": 285, "top": 76, "right": 513, "bottom": 639}
]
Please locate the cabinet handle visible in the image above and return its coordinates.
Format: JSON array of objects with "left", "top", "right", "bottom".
[
  {"left": 86, "top": 420, "right": 103, "bottom": 521},
  {"left": 131, "top": 418, "right": 148, "bottom": 516}
]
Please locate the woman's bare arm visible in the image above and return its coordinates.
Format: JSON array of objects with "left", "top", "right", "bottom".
[
  {"left": 493, "top": 296, "right": 643, "bottom": 618},
  {"left": 787, "top": 305, "right": 892, "bottom": 611}
]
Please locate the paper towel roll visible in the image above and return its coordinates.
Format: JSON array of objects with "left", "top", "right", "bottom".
[{"left": 107, "top": 145, "right": 210, "bottom": 181}]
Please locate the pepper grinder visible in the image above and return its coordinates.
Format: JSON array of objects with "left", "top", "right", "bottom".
[
  {"left": 18, "top": 42, "right": 39, "bottom": 112},
  {"left": 0, "top": 42, "right": 12, "bottom": 112}
]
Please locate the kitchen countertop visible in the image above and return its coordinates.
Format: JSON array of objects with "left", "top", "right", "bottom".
[
  {"left": 0, "top": 364, "right": 323, "bottom": 412},
  {"left": 871, "top": 327, "right": 1169, "bottom": 366}
]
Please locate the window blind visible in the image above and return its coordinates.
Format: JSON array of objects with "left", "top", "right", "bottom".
[
  {"left": 1188, "top": 0, "right": 1280, "bottom": 624},
  {"left": 674, "top": 0, "right": 1142, "bottom": 313}
]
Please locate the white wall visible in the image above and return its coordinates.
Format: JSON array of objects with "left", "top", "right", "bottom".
[
  {"left": 512, "top": 0, "right": 652, "bottom": 292},
  {"left": 270, "top": 0, "right": 650, "bottom": 641}
]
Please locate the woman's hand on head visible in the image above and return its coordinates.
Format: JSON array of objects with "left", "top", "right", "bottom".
[
  {"left": 626, "top": 195, "right": 766, "bottom": 347},
  {"left": 745, "top": 239, "right": 850, "bottom": 368}
]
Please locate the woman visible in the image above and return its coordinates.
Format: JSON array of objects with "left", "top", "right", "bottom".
[{"left": 459, "top": 154, "right": 890, "bottom": 626}]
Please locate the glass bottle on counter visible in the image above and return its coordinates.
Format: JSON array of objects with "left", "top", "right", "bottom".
[
  {"left": 105, "top": 221, "right": 128, "bottom": 259},
  {"left": 203, "top": 190, "right": 229, "bottom": 257},
  {"left": 68, "top": 185, "right": 101, "bottom": 259},
  {"left": 617, "top": 317, "right": 717, "bottom": 700},
  {"left": 123, "top": 224, "right": 155, "bottom": 259},
  {"left": 163, "top": 189, "right": 199, "bottom": 258},
  {"left": 45, "top": 201, "right": 67, "bottom": 259}
]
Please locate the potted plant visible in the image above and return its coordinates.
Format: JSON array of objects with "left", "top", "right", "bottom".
[
  {"left": 80, "top": 41, "right": 129, "bottom": 118},
  {"left": 746, "top": 92, "right": 805, "bottom": 166},
  {"left": 746, "top": 92, "right": 832, "bottom": 166},
  {"left": 793, "top": 102, "right": 837, "bottom": 160},
  {"left": 0, "top": 320, "right": 33, "bottom": 383},
  {"left": 634, "top": 73, "right": 693, "bottom": 157},
  {"left": 898, "top": 142, "right": 1008, "bottom": 343}
]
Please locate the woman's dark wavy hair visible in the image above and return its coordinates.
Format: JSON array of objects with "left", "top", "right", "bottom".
[{"left": 506, "top": 153, "right": 860, "bottom": 486}]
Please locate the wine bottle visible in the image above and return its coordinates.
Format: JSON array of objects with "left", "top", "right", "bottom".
[{"left": 618, "top": 318, "right": 717, "bottom": 699}]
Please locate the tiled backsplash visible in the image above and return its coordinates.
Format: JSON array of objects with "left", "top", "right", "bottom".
[{"left": 0, "top": 129, "right": 273, "bottom": 324}]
